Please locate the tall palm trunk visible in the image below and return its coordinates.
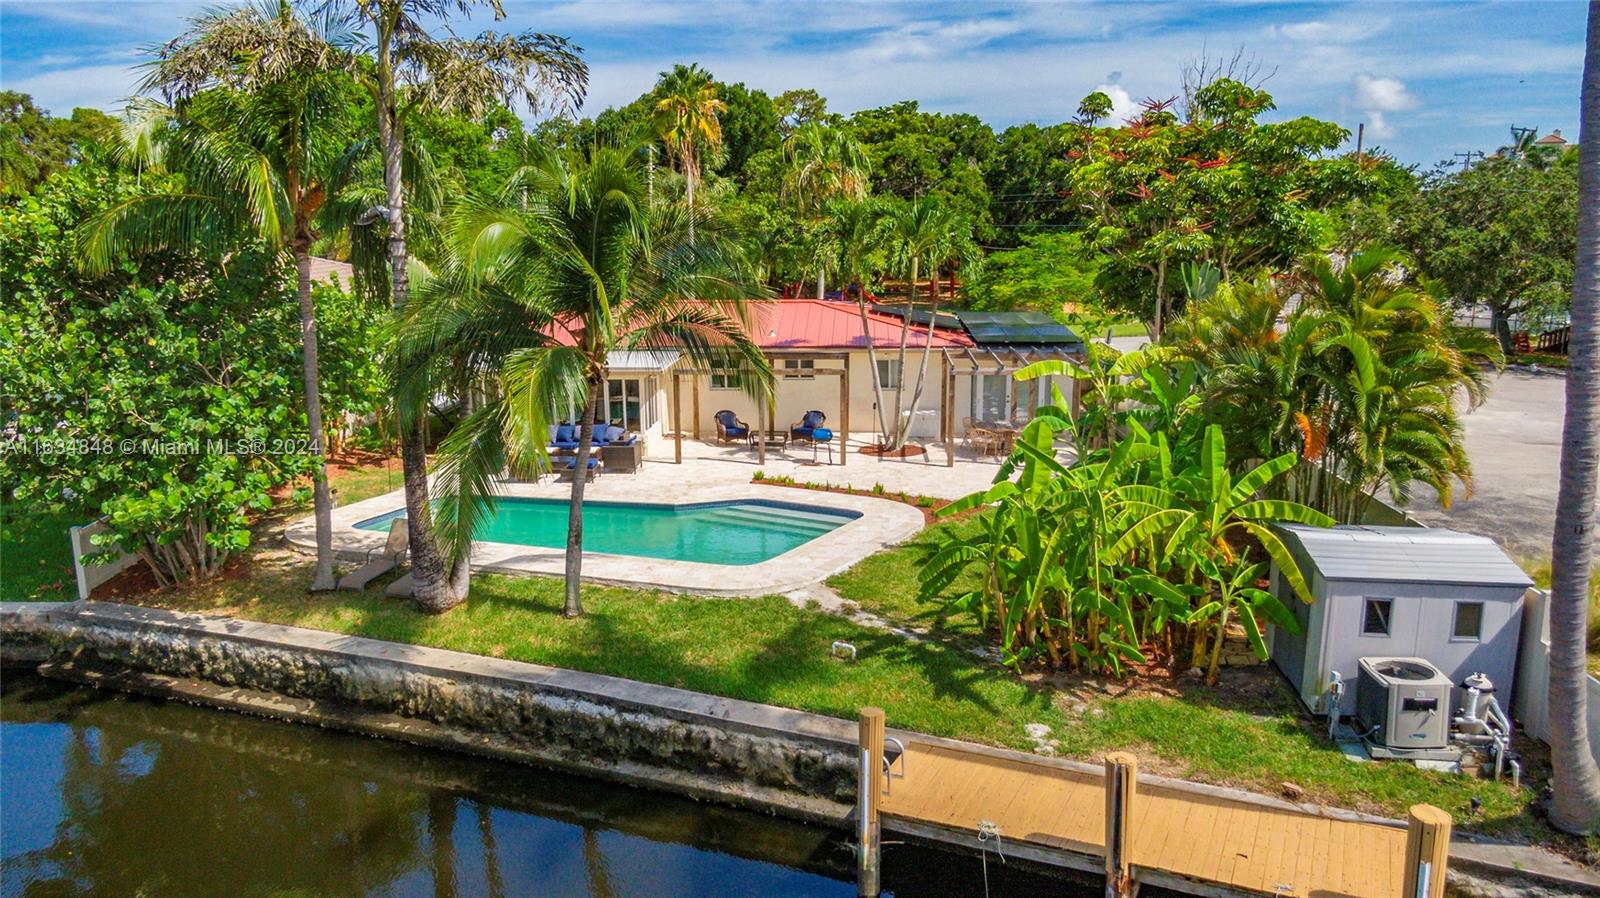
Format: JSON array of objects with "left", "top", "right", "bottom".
[
  {"left": 855, "top": 297, "right": 892, "bottom": 446},
  {"left": 292, "top": 245, "right": 336, "bottom": 591},
  {"left": 886, "top": 257, "right": 917, "bottom": 451},
  {"left": 684, "top": 156, "right": 695, "bottom": 244},
  {"left": 901, "top": 267, "right": 943, "bottom": 452},
  {"left": 375, "top": 12, "right": 462, "bottom": 609},
  {"left": 563, "top": 375, "right": 604, "bottom": 617},
  {"left": 1548, "top": 0, "right": 1600, "bottom": 834}
]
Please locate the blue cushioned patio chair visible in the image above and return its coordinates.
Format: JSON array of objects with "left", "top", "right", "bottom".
[
  {"left": 714, "top": 410, "right": 750, "bottom": 444},
  {"left": 558, "top": 455, "right": 601, "bottom": 482},
  {"left": 790, "top": 409, "right": 826, "bottom": 442}
]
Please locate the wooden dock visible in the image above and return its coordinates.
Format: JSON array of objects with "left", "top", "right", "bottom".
[{"left": 876, "top": 738, "right": 1414, "bottom": 898}]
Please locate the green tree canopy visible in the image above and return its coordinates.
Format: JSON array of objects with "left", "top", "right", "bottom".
[
  {"left": 1067, "top": 80, "right": 1375, "bottom": 337},
  {"left": 1390, "top": 156, "right": 1578, "bottom": 353}
]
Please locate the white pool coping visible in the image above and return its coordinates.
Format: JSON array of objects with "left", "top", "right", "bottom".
[{"left": 285, "top": 480, "right": 927, "bottom": 596}]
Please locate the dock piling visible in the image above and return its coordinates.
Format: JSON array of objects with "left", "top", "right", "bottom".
[
  {"left": 1103, "top": 752, "right": 1138, "bottom": 898},
  {"left": 858, "top": 707, "right": 886, "bottom": 898},
  {"left": 1402, "top": 804, "right": 1451, "bottom": 898}
]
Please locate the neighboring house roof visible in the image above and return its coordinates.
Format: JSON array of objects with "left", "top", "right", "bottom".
[
  {"left": 308, "top": 257, "right": 355, "bottom": 288},
  {"left": 1275, "top": 524, "right": 1533, "bottom": 589},
  {"left": 1534, "top": 129, "right": 1567, "bottom": 146}
]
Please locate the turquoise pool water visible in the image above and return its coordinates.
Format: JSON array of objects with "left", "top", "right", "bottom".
[{"left": 355, "top": 498, "right": 858, "bottom": 566}]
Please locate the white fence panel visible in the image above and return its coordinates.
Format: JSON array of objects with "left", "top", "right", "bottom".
[
  {"left": 1515, "top": 588, "right": 1600, "bottom": 767},
  {"left": 70, "top": 519, "right": 139, "bottom": 600}
]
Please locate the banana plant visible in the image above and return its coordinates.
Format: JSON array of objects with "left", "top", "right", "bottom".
[{"left": 1105, "top": 423, "right": 1331, "bottom": 682}]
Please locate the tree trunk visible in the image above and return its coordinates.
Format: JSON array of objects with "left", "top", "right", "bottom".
[
  {"left": 685, "top": 158, "right": 695, "bottom": 245},
  {"left": 1491, "top": 304, "right": 1516, "bottom": 357},
  {"left": 375, "top": 14, "right": 458, "bottom": 608},
  {"left": 1205, "top": 601, "right": 1231, "bottom": 686},
  {"left": 817, "top": 265, "right": 824, "bottom": 300},
  {"left": 293, "top": 246, "right": 336, "bottom": 591},
  {"left": 855, "top": 296, "right": 893, "bottom": 445},
  {"left": 886, "top": 257, "right": 917, "bottom": 450},
  {"left": 901, "top": 271, "right": 942, "bottom": 455},
  {"left": 1548, "top": 0, "right": 1600, "bottom": 834},
  {"left": 563, "top": 375, "right": 604, "bottom": 617}
]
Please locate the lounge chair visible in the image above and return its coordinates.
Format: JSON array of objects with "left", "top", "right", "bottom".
[
  {"left": 385, "top": 571, "right": 414, "bottom": 598},
  {"left": 790, "top": 410, "right": 826, "bottom": 443},
  {"left": 714, "top": 410, "right": 751, "bottom": 444},
  {"left": 339, "top": 518, "right": 409, "bottom": 591}
]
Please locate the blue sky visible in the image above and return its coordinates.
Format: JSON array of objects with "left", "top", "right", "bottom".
[{"left": 0, "top": 1, "right": 1586, "bottom": 167}]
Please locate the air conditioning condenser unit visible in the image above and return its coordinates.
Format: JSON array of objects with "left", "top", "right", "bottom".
[{"left": 1356, "top": 657, "right": 1452, "bottom": 750}]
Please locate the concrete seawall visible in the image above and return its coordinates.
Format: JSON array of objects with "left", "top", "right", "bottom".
[
  {"left": 3, "top": 601, "right": 1595, "bottom": 897},
  {"left": 0, "top": 601, "right": 859, "bottom": 827}
]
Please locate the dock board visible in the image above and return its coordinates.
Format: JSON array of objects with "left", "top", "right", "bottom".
[{"left": 878, "top": 740, "right": 1407, "bottom": 898}]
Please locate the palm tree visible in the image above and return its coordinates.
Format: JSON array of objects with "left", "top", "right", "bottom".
[
  {"left": 396, "top": 144, "right": 770, "bottom": 616},
  {"left": 323, "top": 0, "right": 587, "bottom": 607},
  {"left": 782, "top": 122, "right": 870, "bottom": 298},
  {"left": 878, "top": 198, "right": 977, "bottom": 451},
  {"left": 1547, "top": 0, "right": 1600, "bottom": 835},
  {"left": 78, "top": 0, "right": 369, "bottom": 590},
  {"left": 1171, "top": 249, "right": 1498, "bottom": 523},
  {"left": 820, "top": 198, "right": 891, "bottom": 446},
  {"left": 651, "top": 63, "right": 724, "bottom": 242}
]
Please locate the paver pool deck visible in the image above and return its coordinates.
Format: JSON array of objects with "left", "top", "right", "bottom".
[
  {"left": 289, "top": 464, "right": 926, "bottom": 596},
  {"left": 289, "top": 433, "right": 1031, "bottom": 594}
]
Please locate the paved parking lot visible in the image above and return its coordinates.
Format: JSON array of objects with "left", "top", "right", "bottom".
[{"left": 1408, "top": 369, "right": 1567, "bottom": 559}]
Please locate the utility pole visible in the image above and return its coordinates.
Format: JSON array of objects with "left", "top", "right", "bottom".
[
  {"left": 1355, "top": 122, "right": 1364, "bottom": 161},
  {"left": 1454, "top": 150, "right": 1485, "bottom": 171}
]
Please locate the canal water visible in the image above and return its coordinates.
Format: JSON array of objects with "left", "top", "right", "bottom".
[{"left": 0, "top": 674, "right": 1097, "bottom": 898}]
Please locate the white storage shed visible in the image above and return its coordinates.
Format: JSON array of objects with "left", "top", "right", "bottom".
[{"left": 1267, "top": 524, "right": 1533, "bottom": 717}]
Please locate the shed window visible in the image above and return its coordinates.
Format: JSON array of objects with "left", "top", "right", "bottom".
[
  {"left": 1453, "top": 601, "right": 1484, "bottom": 641},
  {"left": 709, "top": 373, "right": 737, "bottom": 390},
  {"left": 1362, "top": 599, "right": 1392, "bottom": 636}
]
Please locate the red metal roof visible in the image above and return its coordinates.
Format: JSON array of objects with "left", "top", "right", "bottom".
[
  {"left": 754, "top": 299, "right": 972, "bottom": 350},
  {"left": 540, "top": 298, "right": 971, "bottom": 351}
]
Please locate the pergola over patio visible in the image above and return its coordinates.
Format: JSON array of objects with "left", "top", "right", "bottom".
[
  {"left": 936, "top": 343, "right": 1084, "bottom": 466},
  {"left": 671, "top": 351, "right": 852, "bottom": 465}
]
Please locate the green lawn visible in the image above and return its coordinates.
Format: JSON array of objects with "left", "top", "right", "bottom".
[
  {"left": 0, "top": 501, "right": 80, "bottom": 602},
  {"left": 825, "top": 513, "right": 988, "bottom": 639},
  {"left": 140, "top": 562, "right": 1068, "bottom": 752}
]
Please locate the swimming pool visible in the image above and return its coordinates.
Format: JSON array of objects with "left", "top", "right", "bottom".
[{"left": 355, "top": 498, "right": 859, "bottom": 566}]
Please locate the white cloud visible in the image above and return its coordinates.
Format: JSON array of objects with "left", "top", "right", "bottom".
[
  {"left": 1269, "top": 18, "right": 1390, "bottom": 44},
  {"left": 1093, "top": 82, "right": 1141, "bottom": 124},
  {"left": 1351, "top": 72, "right": 1418, "bottom": 138},
  {"left": 1, "top": 63, "right": 139, "bottom": 114}
]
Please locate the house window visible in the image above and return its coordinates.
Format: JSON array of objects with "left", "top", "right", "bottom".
[
  {"left": 709, "top": 373, "right": 737, "bottom": 390},
  {"left": 782, "top": 358, "right": 815, "bottom": 380},
  {"left": 1453, "top": 601, "right": 1484, "bottom": 641},
  {"left": 604, "top": 378, "right": 644, "bottom": 431},
  {"left": 973, "top": 374, "right": 1008, "bottom": 422},
  {"left": 877, "top": 359, "right": 902, "bottom": 390},
  {"left": 1362, "top": 599, "right": 1393, "bottom": 636}
]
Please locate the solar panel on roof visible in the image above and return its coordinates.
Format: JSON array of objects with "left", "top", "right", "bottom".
[{"left": 955, "top": 310, "right": 1082, "bottom": 346}]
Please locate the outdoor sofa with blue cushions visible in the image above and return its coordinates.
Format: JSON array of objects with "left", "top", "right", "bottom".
[
  {"left": 714, "top": 410, "right": 750, "bottom": 444},
  {"left": 790, "top": 410, "right": 826, "bottom": 442},
  {"left": 549, "top": 422, "right": 626, "bottom": 451}
]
